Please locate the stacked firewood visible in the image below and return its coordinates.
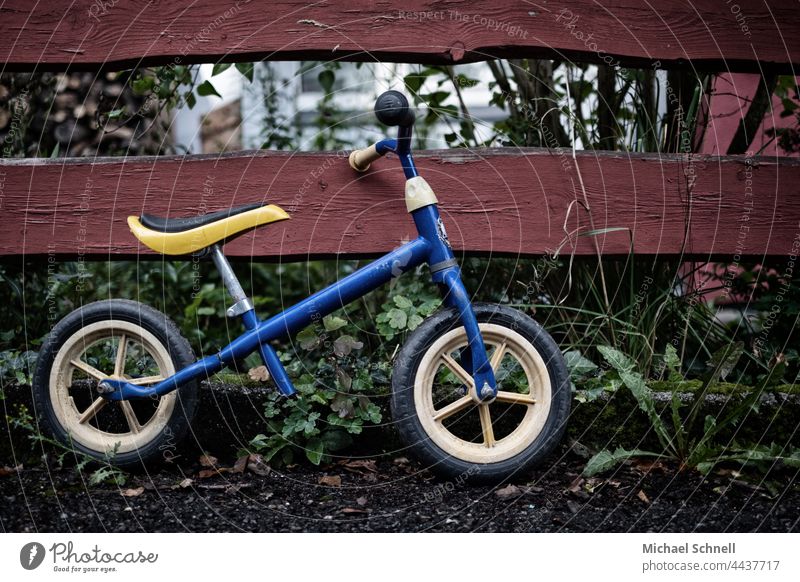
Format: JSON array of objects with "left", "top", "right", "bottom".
[{"left": 0, "top": 71, "right": 170, "bottom": 158}]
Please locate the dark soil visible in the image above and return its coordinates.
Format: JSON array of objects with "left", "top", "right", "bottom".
[{"left": 2, "top": 446, "right": 799, "bottom": 533}]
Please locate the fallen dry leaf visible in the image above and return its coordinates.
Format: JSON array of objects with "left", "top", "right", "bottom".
[
  {"left": 342, "top": 459, "right": 378, "bottom": 472},
  {"left": 495, "top": 484, "right": 522, "bottom": 499},
  {"left": 356, "top": 496, "right": 368, "bottom": 506},
  {"left": 637, "top": 489, "right": 651, "bottom": 504},
  {"left": 247, "top": 454, "right": 271, "bottom": 476},
  {"left": 231, "top": 455, "right": 249, "bottom": 474},
  {"left": 248, "top": 366, "right": 270, "bottom": 382},
  {"left": 319, "top": 475, "right": 342, "bottom": 487},
  {"left": 179, "top": 478, "right": 194, "bottom": 489},
  {"left": 0, "top": 464, "right": 22, "bottom": 477},
  {"left": 341, "top": 507, "right": 368, "bottom": 514},
  {"left": 120, "top": 487, "right": 144, "bottom": 497},
  {"left": 567, "top": 476, "right": 585, "bottom": 493},
  {"left": 197, "top": 468, "right": 224, "bottom": 479},
  {"left": 195, "top": 483, "right": 253, "bottom": 494},
  {"left": 633, "top": 459, "right": 668, "bottom": 473},
  {"left": 199, "top": 454, "right": 218, "bottom": 468}
]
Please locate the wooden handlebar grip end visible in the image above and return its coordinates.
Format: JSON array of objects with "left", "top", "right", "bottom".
[
  {"left": 348, "top": 144, "right": 380, "bottom": 172},
  {"left": 349, "top": 150, "right": 370, "bottom": 172}
]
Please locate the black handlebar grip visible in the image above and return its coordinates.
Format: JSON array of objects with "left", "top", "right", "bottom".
[{"left": 374, "top": 90, "right": 415, "bottom": 127}]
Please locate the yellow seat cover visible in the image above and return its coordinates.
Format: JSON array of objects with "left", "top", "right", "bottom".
[{"left": 128, "top": 204, "right": 290, "bottom": 255}]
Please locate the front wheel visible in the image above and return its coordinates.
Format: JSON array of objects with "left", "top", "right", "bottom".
[
  {"left": 391, "top": 303, "right": 570, "bottom": 483},
  {"left": 32, "top": 299, "right": 199, "bottom": 469}
]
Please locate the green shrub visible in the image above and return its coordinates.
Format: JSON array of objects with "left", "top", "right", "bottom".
[{"left": 583, "top": 344, "right": 800, "bottom": 477}]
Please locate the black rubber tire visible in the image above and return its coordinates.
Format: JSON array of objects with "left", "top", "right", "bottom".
[
  {"left": 391, "top": 303, "right": 570, "bottom": 484},
  {"left": 32, "top": 299, "right": 199, "bottom": 469}
]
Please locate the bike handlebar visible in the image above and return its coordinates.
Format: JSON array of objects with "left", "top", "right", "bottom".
[
  {"left": 348, "top": 143, "right": 383, "bottom": 172},
  {"left": 348, "top": 90, "right": 416, "bottom": 174},
  {"left": 374, "top": 90, "right": 415, "bottom": 127}
]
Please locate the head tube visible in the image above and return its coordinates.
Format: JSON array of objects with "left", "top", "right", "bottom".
[{"left": 396, "top": 125, "right": 418, "bottom": 179}]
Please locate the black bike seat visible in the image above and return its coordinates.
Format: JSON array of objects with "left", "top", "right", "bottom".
[{"left": 140, "top": 203, "right": 264, "bottom": 233}]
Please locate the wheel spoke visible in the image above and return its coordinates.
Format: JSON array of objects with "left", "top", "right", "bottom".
[
  {"left": 440, "top": 353, "right": 474, "bottom": 388},
  {"left": 432, "top": 396, "right": 472, "bottom": 422},
  {"left": 78, "top": 397, "right": 107, "bottom": 424},
  {"left": 69, "top": 359, "right": 107, "bottom": 381},
  {"left": 119, "top": 400, "right": 141, "bottom": 434},
  {"left": 114, "top": 334, "right": 127, "bottom": 377},
  {"left": 127, "top": 375, "right": 165, "bottom": 386},
  {"left": 477, "top": 404, "right": 495, "bottom": 447},
  {"left": 495, "top": 391, "right": 537, "bottom": 405},
  {"left": 489, "top": 340, "right": 507, "bottom": 373}
]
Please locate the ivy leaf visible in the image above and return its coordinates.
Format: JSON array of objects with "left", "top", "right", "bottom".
[
  {"left": 305, "top": 437, "right": 324, "bottom": 465},
  {"left": 335, "top": 368, "right": 352, "bottom": 391},
  {"left": 297, "top": 327, "right": 319, "bottom": 350},
  {"left": 212, "top": 63, "right": 232, "bottom": 76},
  {"left": 333, "top": 335, "right": 363, "bottom": 357},
  {"left": 358, "top": 396, "right": 382, "bottom": 423},
  {"left": 196, "top": 80, "right": 221, "bottom": 98},
  {"left": 393, "top": 295, "right": 413, "bottom": 309},
  {"left": 331, "top": 393, "right": 355, "bottom": 418},
  {"left": 235, "top": 62, "right": 255, "bottom": 82},
  {"left": 387, "top": 308, "right": 408, "bottom": 330},
  {"left": 323, "top": 315, "right": 347, "bottom": 332}
]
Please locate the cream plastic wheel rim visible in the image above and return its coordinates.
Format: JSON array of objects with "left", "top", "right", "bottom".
[
  {"left": 49, "top": 320, "right": 177, "bottom": 455},
  {"left": 414, "top": 323, "right": 552, "bottom": 464}
]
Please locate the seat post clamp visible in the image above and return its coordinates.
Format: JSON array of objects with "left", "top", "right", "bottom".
[{"left": 226, "top": 297, "right": 255, "bottom": 318}]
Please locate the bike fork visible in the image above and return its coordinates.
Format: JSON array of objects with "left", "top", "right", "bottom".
[{"left": 434, "top": 266, "right": 497, "bottom": 400}]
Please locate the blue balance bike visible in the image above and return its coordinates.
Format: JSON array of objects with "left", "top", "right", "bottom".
[{"left": 33, "top": 91, "right": 570, "bottom": 482}]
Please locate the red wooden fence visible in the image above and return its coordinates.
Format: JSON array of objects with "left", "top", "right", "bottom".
[
  {"left": 2, "top": 1, "right": 797, "bottom": 71},
  {"left": 3, "top": 149, "right": 798, "bottom": 260},
  {"left": 1, "top": 1, "right": 798, "bottom": 261}
]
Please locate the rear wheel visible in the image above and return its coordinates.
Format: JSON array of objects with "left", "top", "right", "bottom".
[
  {"left": 391, "top": 303, "right": 570, "bottom": 483},
  {"left": 32, "top": 299, "right": 199, "bottom": 468}
]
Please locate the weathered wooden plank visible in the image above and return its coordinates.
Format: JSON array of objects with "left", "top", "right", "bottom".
[
  {"left": 2, "top": 149, "right": 798, "bottom": 260},
  {"left": 1, "top": 1, "right": 797, "bottom": 71}
]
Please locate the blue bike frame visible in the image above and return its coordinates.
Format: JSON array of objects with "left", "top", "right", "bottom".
[{"left": 102, "top": 125, "right": 497, "bottom": 402}]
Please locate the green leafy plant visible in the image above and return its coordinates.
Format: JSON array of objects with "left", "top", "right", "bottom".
[
  {"left": 0, "top": 349, "right": 37, "bottom": 386},
  {"left": 245, "top": 314, "right": 388, "bottom": 466},
  {"left": 7, "top": 404, "right": 127, "bottom": 486},
  {"left": 583, "top": 343, "right": 800, "bottom": 476},
  {"left": 375, "top": 286, "right": 441, "bottom": 341}
]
